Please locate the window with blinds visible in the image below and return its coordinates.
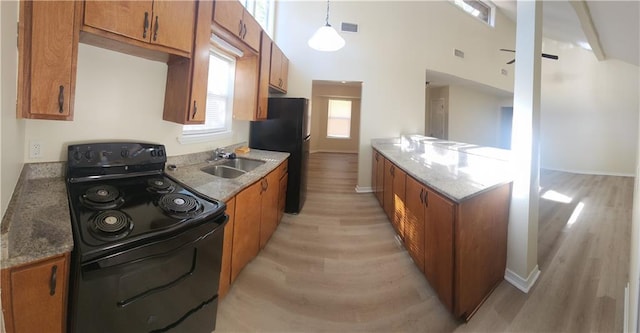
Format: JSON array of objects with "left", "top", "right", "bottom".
[
  {"left": 327, "top": 99, "right": 352, "bottom": 139},
  {"left": 182, "top": 51, "right": 235, "bottom": 138}
]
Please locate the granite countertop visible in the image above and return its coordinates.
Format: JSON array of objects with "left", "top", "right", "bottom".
[
  {"left": 0, "top": 146, "right": 289, "bottom": 270},
  {"left": 372, "top": 135, "right": 513, "bottom": 202},
  {"left": 166, "top": 148, "right": 290, "bottom": 202},
  {"left": 1, "top": 162, "right": 73, "bottom": 269}
]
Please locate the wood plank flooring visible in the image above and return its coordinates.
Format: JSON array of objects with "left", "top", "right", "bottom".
[{"left": 215, "top": 153, "right": 633, "bottom": 332}]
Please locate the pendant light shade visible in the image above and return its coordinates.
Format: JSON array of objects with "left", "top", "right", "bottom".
[{"left": 308, "top": 0, "right": 345, "bottom": 52}]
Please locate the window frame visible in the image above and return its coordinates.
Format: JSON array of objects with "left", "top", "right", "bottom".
[
  {"left": 326, "top": 99, "right": 353, "bottom": 139},
  {"left": 451, "top": 0, "right": 496, "bottom": 27}
]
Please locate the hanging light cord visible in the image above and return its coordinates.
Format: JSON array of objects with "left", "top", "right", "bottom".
[{"left": 325, "top": 0, "right": 331, "bottom": 27}]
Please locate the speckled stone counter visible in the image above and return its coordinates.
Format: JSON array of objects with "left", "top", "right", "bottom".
[
  {"left": 372, "top": 135, "right": 513, "bottom": 202},
  {"left": 1, "top": 163, "right": 73, "bottom": 269},
  {"left": 166, "top": 148, "right": 290, "bottom": 203},
  {"left": 0, "top": 146, "right": 288, "bottom": 269}
]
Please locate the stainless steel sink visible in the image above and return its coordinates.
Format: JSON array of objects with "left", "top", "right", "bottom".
[
  {"left": 218, "top": 158, "right": 265, "bottom": 172},
  {"left": 200, "top": 165, "right": 246, "bottom": 179}
]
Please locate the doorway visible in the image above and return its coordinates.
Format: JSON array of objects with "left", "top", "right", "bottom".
[
  {"left": 429, "top": 98, "right": 446, "bottom": 139},
  {"left": 310, "top": 80, "right": 362, "bottom": 154},
  {"left": 499, "top": 106, "right": 513, "bottom": 149}
]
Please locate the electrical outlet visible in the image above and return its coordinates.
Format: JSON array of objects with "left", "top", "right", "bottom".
[{"left": 29, "top": 141, "right": 42, "bottom": 159}]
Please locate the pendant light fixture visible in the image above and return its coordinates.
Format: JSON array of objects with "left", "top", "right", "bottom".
[{"left": 308, "top": 0, "right": 345, "bottom": 52}]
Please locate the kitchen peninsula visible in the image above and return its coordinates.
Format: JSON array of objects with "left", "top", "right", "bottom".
[{"left": 371, "top": 135, "right": 513, "bottom": 320}]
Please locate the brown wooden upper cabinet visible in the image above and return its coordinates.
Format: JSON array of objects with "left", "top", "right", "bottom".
[
  {"left": 269, "top": 43, "right": 289, "bottom": 93},
  {"left": 162, "top": 0, "right": 212, "bottom": 124},
  {"left": 213, "top": 0, "right": 261, "bottom": 52},
  {"left": 256, "top": 32, "right": 272, "bottom": 120},
  {"left": 82, "top": 0, "right": 196, "bottom": 56},
  {"left": 18, "top": 0, "right": 79, "bottom": 120}
]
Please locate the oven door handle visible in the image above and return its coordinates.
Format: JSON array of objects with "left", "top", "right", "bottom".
[{"left": 83, "top": 217, "right": 227, "bottom": 271}]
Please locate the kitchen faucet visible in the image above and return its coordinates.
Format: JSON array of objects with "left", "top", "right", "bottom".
[{"left": 213, "top": 147, "right": 236, "bottom": 160}]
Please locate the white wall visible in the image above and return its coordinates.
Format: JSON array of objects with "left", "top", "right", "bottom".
[
  {"left": 274, "top": 1, "right": 516, "bottom": 187},
  {"left": 539, "top": 39, "right": 639, "bottom": 176},
  {"left": 23, "top": 44, "right": 250, "bottom": 163},
  {"left": 1, "top": 0, "right": 24, "bottom": 217},
  {"left": 448, "top": 84, "right": 507, "bottom": 147}
]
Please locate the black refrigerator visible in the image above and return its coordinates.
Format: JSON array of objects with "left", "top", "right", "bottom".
[{"left": 249, "top": 98, "right": 309, "bottom": 214}]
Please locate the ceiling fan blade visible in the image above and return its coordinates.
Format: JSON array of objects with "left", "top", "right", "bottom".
[
  {"left": 542, "top": 53, "right": 559, "bottom": 60},
  {"left": 500, "top": 49, "right": 516, "bottom": 52},
  {"left": 507, "top": 59, "right": 515, "bottom": 64}
]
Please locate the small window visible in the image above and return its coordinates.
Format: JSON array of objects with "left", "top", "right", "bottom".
[
  {"left": 182, "top": 50, "right": 235, "bottom": 140},
  {"left": 327, "top": 99, "right": 352, "bottom": 139},
  {"left": 452, "top": 0, "right": 495, "bottom": 26},
  {"left": 240, "top": 0, "right": 275, "bottom": 36}
]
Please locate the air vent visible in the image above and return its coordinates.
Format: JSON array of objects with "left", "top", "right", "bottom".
[
  {"left": 341, "top": 22, "right": 358, "bottom": 33},
  {"left": 454, "top": 49, "right": 464, "bottom": 58}
]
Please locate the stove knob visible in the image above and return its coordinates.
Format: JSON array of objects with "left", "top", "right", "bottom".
[
  {"left": 158, "top": 149, "right": 164, "bottom": 157},
  {"left": 120, "top": 150, "right": 129, "bottom": 158},
  {"left": 85, "top": 150, "right": 94, "bottom": 161},
  {"left": 72, "top": 151, "right": 82, "bottom": 161},
  {"left": 150, "top": 149, "right": 157, "bottom": 157}
]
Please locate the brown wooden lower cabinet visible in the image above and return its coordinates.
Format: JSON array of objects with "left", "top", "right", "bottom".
[
  {"left": 259, "top": 162, "right": 282, "bottom": 248},
  {"left": 1, "top": 253, "right": 70, "bottom": 333},
  {"left": 277, "top": 162, "right": 288, "bottom": 223},
  {"left": 371, "top": 150, "right": 384, "bottom": 206},
  {"left": 379, "top": 158, "right": 511, "bottom": 321},
  {"left": 222, "top": 159, "right": 288, "bottom": 295},
  {"left": 219, "top": 197, "right": 236, "bottom": 299},
  {"left": 383, "top": 159, "right": 406, "bottom": 238},
  {"left": 230, "top": 180, "right": 262, "bottom": 283}
]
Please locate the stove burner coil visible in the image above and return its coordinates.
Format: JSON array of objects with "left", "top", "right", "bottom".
[
  {"left": 90, "top": 210, "right": 132, "bottom": 240},
  {"left": 81, "top": 185, "right": 124, "bottom": 210},
  {"left": 159, "top": 193, "right": 201, "bottom": 216},
  {"left": 146, "top": 178, "right": 175, "bottom": 194}
]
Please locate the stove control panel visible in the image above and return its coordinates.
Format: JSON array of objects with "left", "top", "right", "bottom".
[{"left": 67, "top": 142, "right": 166, "bottom": 168}]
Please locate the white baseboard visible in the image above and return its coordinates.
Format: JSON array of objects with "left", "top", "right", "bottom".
[
  {"left": 542, "top": 167, "right": 634, "bottom": 177},
  {"left": 310, "top": 149, "right": 359, "bottom": 154},
  {"left": 624, "top": 283, "right": 629, "bottom": 333},
  {"left": 355, "top": 185, "right": 373, "bottom": 193},
  {"left": 505, "top": 265, "right": 540, "bottom": 293}
]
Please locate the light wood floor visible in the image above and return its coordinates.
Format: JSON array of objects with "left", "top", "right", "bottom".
[{"left": 215, "top": 153, "right": 633, "bottom": 332}]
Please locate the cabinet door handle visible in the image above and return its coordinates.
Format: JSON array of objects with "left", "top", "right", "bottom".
[
  {"left": 192, "top": 100, "right": 197, "bottom": 119},
  {"left": 424, "top": 191, "right": 429, "bottom": 207},
  {"left": 58, "top": 85, "right": 64, "bottom": 113},
  {"left": 49, "top": 265, "right": 58, "bottom": 296},
  {"left": 390, "top": 165, "right": 394, "bottom": 177},
  {"left": 243, "top": 23, "right": 248, "bottom": 38},
  {"left": 238, "top": 20, "right": 244, "bottom": 36},
  {"left": 419, "top": 188, "right": 424, "bottom": 204},
  {"left": 153, "top": 16, "right": 159, "bottom": 41},
  {"left": 375, "top": 153, "right": 379, "bottom": 162},
  {"left": 143, "top": 12, "right": 149, "bottom": 38}
]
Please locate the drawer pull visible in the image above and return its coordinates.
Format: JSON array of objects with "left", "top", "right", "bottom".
[
  {"left": 153, "top": 16, "right": 159, "bottom": 41},
  {"left": 58, "top": 86, "right": 64, "bottom": 113},
  {"left": 143, "top": 12, "right": 149, "bottom": 38},
  {"left": 192, "top": 100, "right": 197, "bottom": 119},
  {"left": 49, "top": 265, "right": 58, "bottom": 296}
]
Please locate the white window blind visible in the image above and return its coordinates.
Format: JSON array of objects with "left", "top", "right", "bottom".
[
  {"left": 182, "top": 51, "right": 235, "bottom": 138},
  {"left": 327, "top": 99, "right": 352, "bottom": 139}
]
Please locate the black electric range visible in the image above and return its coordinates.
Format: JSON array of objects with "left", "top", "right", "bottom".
[{"left": 66, "top": 142, "right": 227, "bottom": 333}]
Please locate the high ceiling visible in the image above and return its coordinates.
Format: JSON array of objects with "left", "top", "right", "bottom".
[{"left": 493, "top": 0, "right": 639, "bottom": 66}]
